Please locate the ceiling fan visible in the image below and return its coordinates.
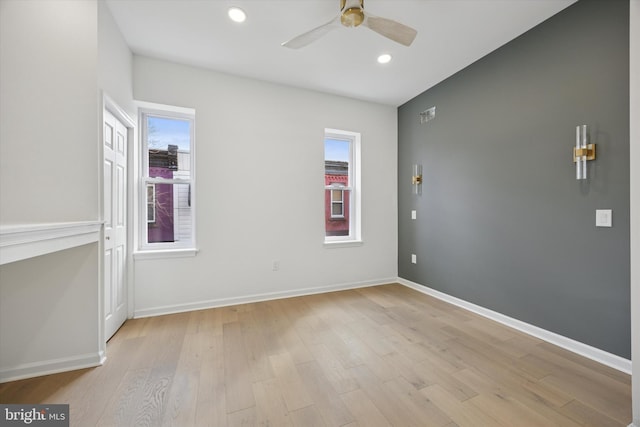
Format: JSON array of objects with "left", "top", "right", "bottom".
[{"left": 281, "top": 0, "right": 418, "bottom": 49}]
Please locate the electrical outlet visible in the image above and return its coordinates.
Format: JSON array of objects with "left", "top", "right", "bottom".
[
  {"left": 272, "top": 261, "right": 280, "bottom": 271},
  {"left": 411, "top": 254, "right": 417, "bottom": 264},
  {"left": 411, "top": 210, "right": 417, "bottom": 220}
]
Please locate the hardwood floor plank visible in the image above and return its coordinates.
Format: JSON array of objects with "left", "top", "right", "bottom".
[
  {"left": 380, "top": 351, "right": 431, "bottom": 389},
  {"left": 524, "top": 348, "right": 631, "bottom": 423},
  {"left": 71, "top": 337, "right": 159, "bottom": 425},
  {"left": 349, "top": 364, "right": 429, "bottom": 427},
  {"left": 250, "top": 301, "right": 290, "bottom": 355},
  {"left": 194, "top": 332, "right": 227, "bottom": 427},
  {"left": 226, "top": 406, "right": 256, "bottom": 427},
  {"left": 383, "top": 376, "right": 453, "bottom": 427},
  {"left": 95, "top": 367, "right": 151, "bottom": 427},
  {"left": 558, "top": 399, "right": 626, "bottom": 427},
  {"left": 491, "top": 334, "right": 543, "bottom": 359},
  {"left": 356, "top": 285, "right": 405, "bottom": 308},
  {"left": 412, "top": 359, "right": 477, "bottom": 401},
  {"left": 0, "top": 283, "right": 631, "bottom": 427},
  {"left": 295, "top": 360, "right": 355, "bottom": 426},
  {"left": 536, "top": 341, "right": 632, "bottom": 385},
  {"left": 421, "top": 384, "right": 507, "bottom": 427},
  {"left": 276, "top": 323, "right": 315, "bottom": 365},
  {"left": 238, "top": 310, "right": 274, "bottom": 382},
  {"left": 161, "top": 332, "right": 207, "bottom": 426},
  {"left": 222, "top": 322, "right": 255, "bottom": 413},
  {"left": 467, "top": 392, "right": 555, "bottom": 427},
  {"left": 540, "top": 370, "right": 630, "bottom": 424},
  {"left": 289, "top": 404, "right": 327, "bottom": 427},
  {"left": 161, "top": 368, "right": 199, "bottom": 426},
  {"left": 347, "top": 297, "right": 394, "bottom": 325},
  {"left": 330, "top": 327, "right": 397, "bottom": 382},
  {"left": 453, "top": 368, "right": 582, "bottom": 427},
  {"left": 252, "top": 378, "right": 293, "bottom": 427},
  {"left": 307, "top": 343, "right": 360, "bottom": 395},
  {"left": 315, "top": 328, "right": 365, "bottom": 369},
  {"left": 520, "top": 376, "right": 573, "bottom": 408},
  {"left": 340, "top": 388, "right": 392, "bottom": 427},
  {"left": 269, "top": 352, "right": 314, "bottom": 412},
  {"left": 131, "top": 365, "right": 174, "bottom": 427},
  {"left": 344, "top": 319, "right": 396, "bottom": 357}
]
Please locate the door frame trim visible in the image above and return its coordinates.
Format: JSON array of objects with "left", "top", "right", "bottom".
[{"left": 100, "top": 93, "right": 135, "bottom": 351}]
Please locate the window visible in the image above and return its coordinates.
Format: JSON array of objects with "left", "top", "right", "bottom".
[
  {"left": 330, "top": 187, "right": 344, "bottom": 218},
  {"left": 324, "top": 129, "right": 361, "bottom": 243},
  {"left": 139, "top": 106, "right": 195, "bottom": 251},
  {"left": 146, "top": 184, "right": 156, "bottom": 223}
]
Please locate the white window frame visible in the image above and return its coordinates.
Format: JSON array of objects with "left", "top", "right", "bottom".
[
  {"left": 136, "top": 103, "right": 197, "bottom": 255},
  {"left": 330, "top": 186, "right": 345, "bottom": 219},
  {"left": 324, "top": 128, "right": 361, "bottom": 246},
  {"left": 146, "top": 183, "right": 156, "bottom": 223}
]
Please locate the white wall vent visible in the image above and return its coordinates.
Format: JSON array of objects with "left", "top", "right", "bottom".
[{"left": 420, "top": 106, "right": 436, "bottom": 124}]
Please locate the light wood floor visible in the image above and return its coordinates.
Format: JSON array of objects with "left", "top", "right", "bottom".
[{"left": 0, "top": 283, "right": 631, "bottom": 426}]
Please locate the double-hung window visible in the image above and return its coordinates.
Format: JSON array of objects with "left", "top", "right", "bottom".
[
  {"left": 139, "top": 106, "right": 195, "bottom": 251},
  {"left": 324, "top": 128, "right": 361, "bottom": 244},
  {"left": 330, "top": 188, "right": 344, "bottom": 218}
]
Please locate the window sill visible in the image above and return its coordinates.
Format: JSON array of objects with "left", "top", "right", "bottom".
[
  {"left": 323, "top": 240, "right": 363, "bottom": 249},
  {"left": 133, "top": 248, "right": 199, "bottom": 260}
]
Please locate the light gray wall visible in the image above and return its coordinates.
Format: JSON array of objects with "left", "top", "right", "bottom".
[
  {"left": 0, "top": 0, "right": 135, "bottom": 381},
  {"left": 98, "top": 0, "right": 135, "bottom": 119},
  {"left": 398, "top": 0, "right": 630, "bottom": 358},
  {"left": 0, "top": 0, "right": 102, "bottom": 380},
  {"left": 132, "top": 56, "right": 398, "bottom": 316},
  {"left": 0, "top": 0, "right": 99, "bottom": 224},
  {"left": 0, "top": 245, "right": 100, "bottom": 379}
]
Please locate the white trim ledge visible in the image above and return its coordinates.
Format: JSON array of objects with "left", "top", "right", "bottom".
[
  {"left": 0, "top": 221, "right": 102, "bottom": 266},
  {"left": 134, "top": 277, "right": 396, "bottom": 318},
  {"left": 398, "top": 278, "right": 632, "bottom": 374},
  {"left": 323, "top": 240, "right": 363, "bottom": 249},
  {"left": 0, "top": 350, "right": 104, "bottom": 383},
  {"left": 133, "top": 248, "right": 199, "bottom": 260}
]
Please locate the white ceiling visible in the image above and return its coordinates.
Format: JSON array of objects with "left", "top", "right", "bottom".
[{"left": 105, "top": 0, "right": 576, "bottom": 107}]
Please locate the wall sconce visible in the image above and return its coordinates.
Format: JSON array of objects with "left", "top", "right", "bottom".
[
  {"left": 574, "top": 125, "right": 596, "bottom": 180},
  {"left": 412, "top": 164, "right": 422, "bottom": 195}
]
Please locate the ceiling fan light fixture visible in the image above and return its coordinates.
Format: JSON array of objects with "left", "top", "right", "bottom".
[
  {"left": 377, "top": 53, "right": 392, "bottom": 64},
  {"left": 228, "top": 7, "right": 247, "bottom": 23},
  {"left": 281, "top": 0, "right": 416, "bottom": 49},
  {"left": 341, "top": 7, "right": 364, "bottom": 27}
]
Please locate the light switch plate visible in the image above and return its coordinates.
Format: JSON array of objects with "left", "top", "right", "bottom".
[
  {"left": 411, "top": 210, "right": 417, "bottom": 220},
  {"left": 596, "top": 209, "right": 612, "bottom": 227},
  {"left": 411, "top": 254, "right": 417, "bottom": 264}
]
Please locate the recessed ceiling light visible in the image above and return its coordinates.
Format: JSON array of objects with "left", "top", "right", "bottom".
[
  {"left": 377, "top": 53, "right": 392, "bottom": 64},
  {"left": 228, "top": 7, "right": 247, "bottom": 23}
]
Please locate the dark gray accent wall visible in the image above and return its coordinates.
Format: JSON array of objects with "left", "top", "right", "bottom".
[{"left": 398, "top": 0, "right": 630, "bottom": 358}]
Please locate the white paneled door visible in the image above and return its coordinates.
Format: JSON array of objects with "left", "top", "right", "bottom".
[{"left": 104, "top": 109, "right": 127, "bottom": 340}]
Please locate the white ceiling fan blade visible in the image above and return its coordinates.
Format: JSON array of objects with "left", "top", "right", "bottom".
[
  {"left": 364, "top": 13, "right": 417, "bottom": 47},
  {"left": 282, "top": 16, "right": 341, "bottom": 49}
]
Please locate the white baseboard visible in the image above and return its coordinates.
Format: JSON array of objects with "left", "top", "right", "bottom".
[
  {"left": 0, "top": 351, "right": 104, "bottom": 383},
  {"left": 134, "top": 277, "right": 398, "bottom": 319},
  {"left": 398, "top": 278, "right": 632, "bottom": 374}
]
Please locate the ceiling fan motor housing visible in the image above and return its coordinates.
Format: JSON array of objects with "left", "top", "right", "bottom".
[{"left": 340, "top": 0, "right": 365, "bottom": 27}]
